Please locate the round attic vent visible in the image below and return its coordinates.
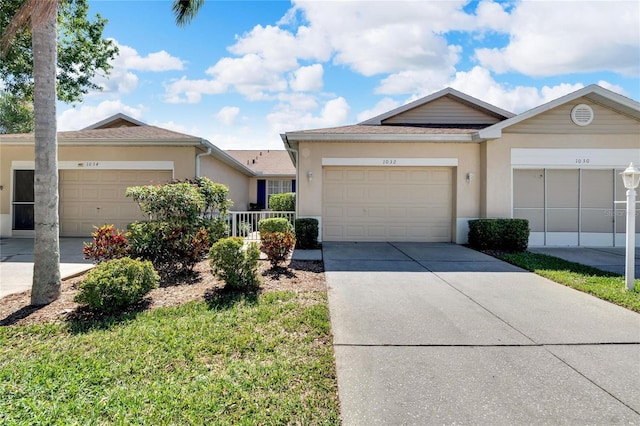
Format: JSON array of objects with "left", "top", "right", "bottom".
[{"left": 571, "top": 104, "right": 594, "bottom": 126}]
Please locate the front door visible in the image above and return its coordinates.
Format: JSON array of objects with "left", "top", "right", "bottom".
[{"left": 12, "top": 170, "right": 35, "bottom": 231}]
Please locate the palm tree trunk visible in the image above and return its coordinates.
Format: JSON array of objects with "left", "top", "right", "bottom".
[{"left": 30, "top": 0, "right": 60, "bottom": 305}]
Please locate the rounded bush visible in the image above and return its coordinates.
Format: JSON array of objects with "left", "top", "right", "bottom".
[
  {"left": 294, "top": 218, "right": 319, "bottom": 249},
  {"left": 258, "top": 217, "right": 293, "bottom": 235},
  {"left": 209, "top": 237, "right": 260, "bottom": 291},
  {"left": 74, "top": 257, "right": 159, "bottom": 313},
  {"left": 260, "top": 231, "right": 296, "bottom": 267}
]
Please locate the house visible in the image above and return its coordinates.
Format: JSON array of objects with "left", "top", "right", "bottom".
[
  {"left": 0, "top": 114, "right": 295, "bottom": 237},
  {"left": 282, "top": 85, "right": 640, "bottom": 247},
  {"left": 225, "top": 150, "right": 296, "bottom": 210}
]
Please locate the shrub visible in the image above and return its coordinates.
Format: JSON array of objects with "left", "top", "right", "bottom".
[
  {"left": 209, "top": 237, "right": 260, "bottom": 291},
  {"left": 74, "top": 257, "right": 159, "bottom": 313},
  {"left": 258, "top": 217, "right": 293, "bottom": 235},
  {"left": 126, "top": 182, "right": 205, "bottom": 224},
  {"left": 260, "top": 231, "right": 296, "bottom": 267},
  {"left": 83, "top": 225, "right": 129, "bottom": 264},
  {"left": 204, "top": 217, "right": 229, "bottom": 243},
  {"left": 468, "top": 218, "right": 529, "bottom": 252},
  {"left": 127, "top": 221, "right": 210, "bottom": 275},
  {"left": 294, "top": 218, "right": 319, "bottom": 249},
  {"left": 269, "top": 192, "right": 295, "bottom": 211}
]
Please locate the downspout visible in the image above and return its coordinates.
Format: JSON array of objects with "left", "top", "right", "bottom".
[
  {"left": 283, "top": 139, "right": 299, "bottom": 217},
  {"left": 196, "top": 140, "right": 212, "bottom": 177}
]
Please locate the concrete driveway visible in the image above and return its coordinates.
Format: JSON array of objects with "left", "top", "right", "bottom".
[
  {"left": 324, "top": 242, "right": 640, "bottom": 425},
  {"left": 0, "top": 238, "right": 92, "bottom": 298}
]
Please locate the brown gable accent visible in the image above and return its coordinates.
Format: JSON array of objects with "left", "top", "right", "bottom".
[{"left": 382, "top": 95, "right": 503, "bottom": 126}]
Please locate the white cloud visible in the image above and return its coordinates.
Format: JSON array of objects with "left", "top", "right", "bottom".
[
  {"left": 289, "top": 64, "right": 323, "bottom": 92},
  {"left": 267, "top": 96, "right": 350, "bottom": 134},
  {"left": 57, "top": 100, "right": 144, "bottom": 130},
  {"left": 164, "top": 76, "right": 227, "bottom": 103},
  {"left": 216, "top": 106, "right": 241, "bottom": 126},
  {"left": 112, "top": 41, "right": 185, "bottom": 72},
  {"left": 475, "top": 1, "right": 640, "bottom": 77},
  {"left": 356, "top": 98, "right": 401, "bottom": 122}
]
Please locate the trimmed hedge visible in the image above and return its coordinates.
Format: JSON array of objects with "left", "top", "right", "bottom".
[
  {"left": 295, "top": 218, "right": 319, "bottom": 249},
  {"left": 209, "top": 237, "right": 261, "bottom": 291},
  {"left": 74, "top": 257, "right": 159, "bottom": 313},
  {"left": 258, "top": 217, "right": 293, "bottom": 235},
  {"left": 468, "top": 218, "right": 529, "bottom": 252},
  {"left": 269, "top": 192, "right": 295, "bottom": 211}
]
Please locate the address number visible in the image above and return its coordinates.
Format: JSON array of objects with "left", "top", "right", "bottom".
[
  {"left": 382, "top": 159, "right": 397, "bottom": 165},
  {"left": 575, "top": 158, "right": 590, "bottom": 164}
]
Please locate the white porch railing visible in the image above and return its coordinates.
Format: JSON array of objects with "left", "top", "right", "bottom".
[{"left": 228, "top": 211, "right": 295, "bottom": 241}]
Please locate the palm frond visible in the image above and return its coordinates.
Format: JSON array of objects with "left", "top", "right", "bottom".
[
  {"left": 172, "top": 0, "right": 205, "bottom": 27},
  {"left": 1, "top": 0, "right": 57, "bottom": 56}
]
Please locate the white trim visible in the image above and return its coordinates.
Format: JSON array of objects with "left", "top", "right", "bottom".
[
  {"left": 0, "top": 214, "right": 11, "bottom": 238},
  {"left": 11, "top": 160, "right": 174, "bottom": 171},
  {"left": 511, "top": 149, "right": 640, "bottom": 168},
  {"left": 322, "top": 157, "right": 459, "bottom": 167},
  {"left": 286, "top": 132, "right": 474, "bottom": 142}
]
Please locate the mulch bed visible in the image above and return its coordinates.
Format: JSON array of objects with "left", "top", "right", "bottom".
[{"left": 0, "top": 259, "right": 325, "bottom": 327}]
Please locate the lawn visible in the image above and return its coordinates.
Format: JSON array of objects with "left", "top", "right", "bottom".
[
  {"left": 500, "top": 251, "right": 640, "bottom": 312},
  {"left": 0, "top": 290, "right": 340, "bottom": 425}
]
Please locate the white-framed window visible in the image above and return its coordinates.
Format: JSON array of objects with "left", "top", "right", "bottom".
[{"left": 267, "top": 180, "right": 292, "bottom": 208}]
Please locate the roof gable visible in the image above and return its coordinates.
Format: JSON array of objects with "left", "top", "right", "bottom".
[
  {"left": 82, "top": 113, "right": 147, "bottom": 130},
  {"left": 360, "top": 87, "right": 514, "bottom": 126},
  {"left": 225, "top": 150, "right": 295, "bottom": 176},
  {"left": 479, "top": 85, "right": 640, "bottom": 139}
]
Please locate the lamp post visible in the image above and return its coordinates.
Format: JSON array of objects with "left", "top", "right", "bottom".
[{"left": 620, "top": 163, "right": 640, "bottom": 291}]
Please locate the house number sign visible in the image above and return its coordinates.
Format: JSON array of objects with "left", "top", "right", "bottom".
[
  {"left": 575, "top": 158, "right": 590, "bottom": 164},
  {"left": 77, "top": 161, "right": 100, "bottom": 168},
  {"left": 382, "top": 159, "right": 397, "bottom": 165}
]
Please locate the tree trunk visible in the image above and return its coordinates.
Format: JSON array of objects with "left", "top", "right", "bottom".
[{"left": 30, "top": 0, "right": 60, "bottom": 306}]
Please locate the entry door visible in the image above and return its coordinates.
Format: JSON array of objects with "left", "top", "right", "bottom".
[{"left": 12, "top": 170, "right": 34, "bottom": 231}]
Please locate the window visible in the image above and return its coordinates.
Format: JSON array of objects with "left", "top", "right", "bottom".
[{"left": 267, "top": 180, "right": 292, "bottom": 208}]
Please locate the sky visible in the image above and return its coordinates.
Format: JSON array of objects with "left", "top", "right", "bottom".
[{"left": 57, "top": 0, "right": 640, "bottom": 149}]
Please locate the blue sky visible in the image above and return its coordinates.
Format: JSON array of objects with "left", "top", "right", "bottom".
[{"left": 57, "top": 0, "right": 640, "bottom": 149}]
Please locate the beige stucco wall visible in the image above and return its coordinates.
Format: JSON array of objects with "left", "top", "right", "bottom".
[
  {"left": 483, "top": 133, "right": 640, "bottom": 219},
  {"left": 0, "top": 143, "right": 254, "bottom": 235},
  {"left": 199, "top": 155, "right": 250, "bottom": 211},
  {"left": 297, "top": 141, "right": 481, "bottom": 242}
]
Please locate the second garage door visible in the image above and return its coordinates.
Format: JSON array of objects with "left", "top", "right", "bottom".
[
  {"left": 322, "top": 166, "right": 453, "bottom": 242},
  {"left": 60, "top": 169, "right": 172, "bottom": 237}
]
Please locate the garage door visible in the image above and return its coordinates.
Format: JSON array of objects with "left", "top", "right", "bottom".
[
  {"left": 60, "top": 170, "right": 172, "bottom": 236},
  {"left": 323, "top": 167, "right": 452, "bottom": 242}
]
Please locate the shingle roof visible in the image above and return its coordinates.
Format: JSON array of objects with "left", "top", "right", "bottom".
[
  {"left": 288, "top": 124, "right": 483, "bottom": 135},
  {"left": 1, "top": 125, "right": 201, "bottom": 144},
  {"left": 225, "top": 150, "right": 295, "bottom": 176}
]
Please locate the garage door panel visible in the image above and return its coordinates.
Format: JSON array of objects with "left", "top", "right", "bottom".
[
  {"left": 60, "top": 170, "right": 171, "bottom": 237},
  {"left": 323, "top": 166, "right": 452, "bottom": 242}
]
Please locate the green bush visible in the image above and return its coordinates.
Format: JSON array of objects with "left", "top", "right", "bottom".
[
  {"left": 126, "top": 182, "right": 205, "bottom": 224},
  {"left": 258, "top": 217, "right": 293, "bottom": 235},
  {"left": 269, "top": 192, "right": 295, "bottom": 211},
  {"left": 127, "top": 221, "right": 210, "bottom": 276},
  {"left": 83, "top": 225, "right": 129, "bottom": 264},
  {"left": 204, "top": 217, "right": 229, "bottom": 243},
  {"left": 260, "top": 231, "right": 296, "bottom": 267},
  {"left": 468, "top": 218, "right": 529, "bottom": 252},
  {"left": 209, "top": 237, "right": 261, "bottom": 291},
  {"left": 74, "top": 257, "right": 159, "bottom": 313},
  {"left": 295, "top": 218, "right": 319, "bottom": 249}
]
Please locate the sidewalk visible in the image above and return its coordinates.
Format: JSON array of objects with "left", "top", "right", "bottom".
[
  {"left": 530, "top": 246, "right": 640, "bottom": 278},
  {"left": 0, "top": 238, "right": 92, "bottom": 298}
]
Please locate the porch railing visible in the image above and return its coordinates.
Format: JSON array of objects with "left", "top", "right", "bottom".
[{"left": 228, "top": 211, "right": 296, "bottom": 241}]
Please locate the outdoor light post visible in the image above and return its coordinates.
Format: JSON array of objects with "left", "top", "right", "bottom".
[{"left": 620, "top": 163, "right": 640, "bottom": 291}]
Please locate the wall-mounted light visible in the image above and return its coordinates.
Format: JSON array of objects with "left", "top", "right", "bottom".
[
  {"left": 0, "top": 185, "right": 3, "bottom": 191},
  {"left": 307, "top": 171, "right": 313, "bottom": 182},
  {"left": 466, "top": 172, "right": 474, "bottom": 183}
]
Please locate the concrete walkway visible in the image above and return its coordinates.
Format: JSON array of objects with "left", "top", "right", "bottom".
[
  {"left": 323, "top": 242, "right": 640, "bottom": 425},
  {"left": 530, "top": 246, "right": 640, "bottom": 278},
  {"left": 0, "top": 238, "right": 92, "bottom": 298}
]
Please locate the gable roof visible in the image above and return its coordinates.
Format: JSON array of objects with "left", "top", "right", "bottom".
[
  {"left": 360, "top": 87, "right": 515, "bottom": 125},
  {"left": 225, "top": 150, "right": 295, "bottom": 176},
  {"left": 82, "top": 113, "right": 147, "bottom": 130},
  {"left": 478, "top": 84, "right": 640, "bottom": 139}
]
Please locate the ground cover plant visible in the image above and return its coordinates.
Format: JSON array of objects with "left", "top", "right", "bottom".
[
  {"left": 500, "top": 252, "right": 640, "bottom": 312},
  {"left": 0, "top": 259, "right": 338, "bottom": 424}
]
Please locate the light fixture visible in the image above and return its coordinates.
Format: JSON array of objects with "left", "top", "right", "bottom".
[
  {"left": 307, "top": 171, "right": 313, "bottom": 182},
  {"left": 620, "top": 162, "right": 640, "bottom": 291},
  {"left": 466, "top": 172, "right": 474, "bottom": 183}
]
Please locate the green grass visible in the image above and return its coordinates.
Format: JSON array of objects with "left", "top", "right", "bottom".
[
  {"left": 0, "top": 291, "right": 339, "bottom": 425},
  {"left": 500, "top": 252, "right": 640, "bottom": 312}
]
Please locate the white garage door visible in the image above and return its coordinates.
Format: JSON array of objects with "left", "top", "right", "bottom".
[
  {"left": 60, "top": 170, "right": 172, "bottom": 237},
  {"left": 323, "top": 166, "right": 453, "bottom": 242}
]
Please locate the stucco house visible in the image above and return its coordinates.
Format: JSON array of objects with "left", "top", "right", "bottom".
[
  {"left": 282, "top": 84, "right": 640, "bottom": 247},
  {"left": 0, "top": 114, "right": 295, "bottom": 237}
]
